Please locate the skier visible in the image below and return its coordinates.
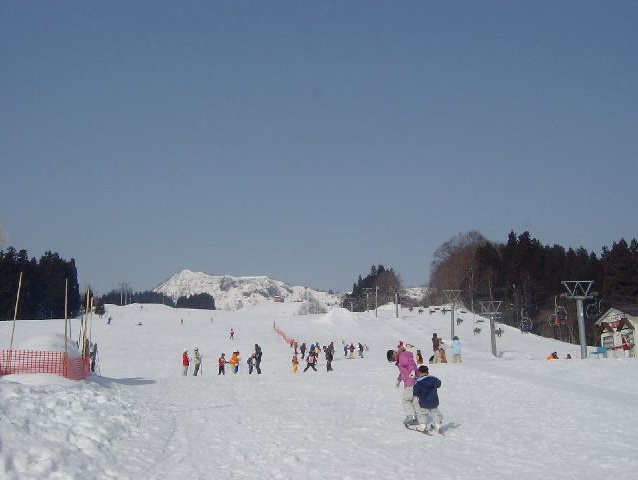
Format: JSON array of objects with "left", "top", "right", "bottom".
[
  {"left": 254, "top": 344, "right": 263, "bottom": 374},
  {"left": 304, "top": 352, "right": 318, "bottom": 372},
  {"left": 107, "top": 316, "right": 112, "bottom": 325},
  {"left": 230, "top": 328, "right": 235, "bottom": 340},
  {"left": 387, "top": 345, "right": 419, "bottom": 427},
  {"left": 182, "top": 349, "right": 190, "bottom": 376},
  {"left": 193, "top": 347, "right": 202, "bottom": 376},
  {"left": 218, "top": 353, "right": 226, "bottom": 375},
  {"left": 452, "top": 336, "right": 462, "bottom": 364},
  {"left": 358, "top": 342, "right": 364, "bottom": 358},
  {"left": 416, "top": 350, "right": 424, "bottom": 365},
  {"left": 300, "top": 342, "right": 307, "bottom": 360},
  {"left": 247, "top": 354, "right": 255, "bottom": 374},
  {"left": 292, "top": 352, "right": 299, "bottom": 373},
  {"left": 343, "top": 344, "right": 348, "bottom": 357},
  {"left": 412, "top": 365, "right": 444, "bottom": 434}
]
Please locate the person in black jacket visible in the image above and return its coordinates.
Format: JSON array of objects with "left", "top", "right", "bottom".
[
  {"left": 412, "top": 365, "right": 444, "bottom": 434},
  {"left": 254, "top": 344, "right": 263, "bottom": 374},
  {"left": 324, "top": 346, "right": 334, "bottom": 371}
]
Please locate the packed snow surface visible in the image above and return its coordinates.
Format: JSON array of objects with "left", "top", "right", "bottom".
[{"left": 1, "top": 303, "right": 637, "bottom": 479}]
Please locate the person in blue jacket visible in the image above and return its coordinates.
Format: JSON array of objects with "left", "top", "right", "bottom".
[
  {"left": 412, "top": 365, "right": 444, "bottom": 434},
  {"left": 452, "top": 336, "right": 462, "bottom": 364}
]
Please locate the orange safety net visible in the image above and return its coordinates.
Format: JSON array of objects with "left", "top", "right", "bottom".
[{"left": 0, "top": 350, "right": 91, "bottom": 380}]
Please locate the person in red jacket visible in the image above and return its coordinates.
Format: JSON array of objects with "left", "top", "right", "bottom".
[{"left": 182, "top": 350, "right": 190, "bottom": 376}]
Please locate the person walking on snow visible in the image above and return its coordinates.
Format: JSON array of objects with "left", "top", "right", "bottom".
[
  {"left": 218, "top": 353, "right": 226, "bottom": 375},
  {"left": 193, "top": 347, "right": 202, "bottom": 376},
  {"left": 412, "top": 365, "right": 444, "bottom": 434},
  {"left": 432, "top": 333, "right": 441, "bottom": 364},
  {"left": 292, "top": 353, "right": 299, "bottom": 373},
  {"left": 247, "top": 354, "right": 255, "bottom": 374},
  {"left": 452, "top": 336, "right": 462, "bottom": 364},
  {"left": 358, "top": 342, "right": 364, "bottom": 358},
  {"left": 325, "top": 346, "right": 334, "bottom": 371},
  {"left": 349, "top": 343, "right": 355, "bottom": 359},
  {"left": 387, "top": 344, "right": 419, "bottom": 427},
  {"left": 230, "top": 328, "right": 235, "bottom": 340},
  {"left": 300, "top": 342, "right": 307, "bottom": 360},
  {"left": 230, "top": 351, "right": 240, "bottom": 373},
  {"left": 182, "top": 350, "right": 190, "bottom": 376},
  {"left": 254, "top": 344, "right": 263, "bottom": 374}
]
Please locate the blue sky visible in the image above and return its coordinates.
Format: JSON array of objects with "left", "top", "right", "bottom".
[{"left": 1, "top": 1, "right": 636, "bottom": 294}]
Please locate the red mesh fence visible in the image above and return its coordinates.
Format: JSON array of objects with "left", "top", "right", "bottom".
[
  {"left": 0, "top": 350, "right": 91, "bottom": 380},
  {"left": 273, "top": 322, "right": 295, "bottom": 346}
]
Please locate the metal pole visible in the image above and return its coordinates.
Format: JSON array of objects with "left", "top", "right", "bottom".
[
  {"left": 451, "top": 301, "right": 455, "bottom": 339},
  {"left": 489, "top": 315, "right": 497, "bottom": 357},
  {"left": 395, "top": 292, "right": 399, "bottom": 318},
  {"left": 375, "top": 285, "right": 378, "bottom": 318},
  {"left": 576, "top": 298, "right": 587, "bottom": 359}
]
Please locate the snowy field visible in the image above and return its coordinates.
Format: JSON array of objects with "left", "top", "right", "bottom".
[{"left": 1, "top": 303, "right": 637, "bottom": 480}]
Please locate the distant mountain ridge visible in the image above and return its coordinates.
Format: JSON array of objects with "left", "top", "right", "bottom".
[{"left": 153, "top": 269, "right": 344, "bottom": 311}]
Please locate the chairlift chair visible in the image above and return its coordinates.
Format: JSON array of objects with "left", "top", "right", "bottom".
[{"left": 473, "top": 316, "right": 485, "bottom": 335}]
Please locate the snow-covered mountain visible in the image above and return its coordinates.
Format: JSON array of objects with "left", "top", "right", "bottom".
[{"left": 153, "top": 269, "right": 344, "bottom": 311}]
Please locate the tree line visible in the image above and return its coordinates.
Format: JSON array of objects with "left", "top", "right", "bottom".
[
  {"left": 0, "top": 247, "right": 81, "bottom": 320},
  {"left": 428, "top": 231, "right": 638, "bottom": 343},
  {"left": 97, "top": 289, "right": 215, "bottom": 310},
  {"left": 344, "top": 265, "right": 402, "bottom": 311}
]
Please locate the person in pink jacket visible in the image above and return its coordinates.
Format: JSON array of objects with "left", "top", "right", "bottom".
[{"left": 387, "top": 345, "right": 419, "bottom": 427}]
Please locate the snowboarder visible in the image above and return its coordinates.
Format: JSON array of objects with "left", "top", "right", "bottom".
[
  {"left": 218, "top": 353, "right": 226, "bottom": 375},
  {"left": 387, "top": 345, "right": 419, "bottom": 427},
  {"left": 182, "top": 350, "right": 190, "bottom": 376},
  {"left": 412, "top": 365, "right": 444, "bottom": 434},
  {"left": 452, "top": 336, "right": 462, "bottom": 364},
  {"left": 547, "top": 352, "right": 559, "bottom": 360},
  {"left": 304, "top": 352, "right": 318, "bottom": 372},
  {"left": 254, "top": 344, "right": 263, "bottom": 374},
  {"left": 193, "top": 347, "right": 202, "bottom": 376}
]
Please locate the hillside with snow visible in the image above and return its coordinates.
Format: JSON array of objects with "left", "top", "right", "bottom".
[
  {"left": 1, "top": 303, "right": 637, "bottom": 479},
  {"left": 153, "top": 269, "right": 344, "bottom": 311}
]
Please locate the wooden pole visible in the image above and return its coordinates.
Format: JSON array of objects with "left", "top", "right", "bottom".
[{"left": 9, "top": 272, "right": 23, "bottom": 351}]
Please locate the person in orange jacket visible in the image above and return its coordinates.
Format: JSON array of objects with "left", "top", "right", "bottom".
[
  {"left": 229, "top": 351, "right": 240, "bottom": 374},
  {"left": 182, "top": 349, "right": 190, "bottom": 376},
  {"left": 547, "top": 352, "right": 559, "bottom": 360},
  {"left": 292, "top": 353, "right": 299, "bottom": 373}
]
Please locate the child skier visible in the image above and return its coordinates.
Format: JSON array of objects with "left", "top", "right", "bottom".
[
  {"left": 182, "top": 350, "right": 190, "bottom": 376},
  {"left": 218, "top": 353, "right": 226, "bottom": 375},
  {"left": 247, "top": 354, "right": 255, "bottom": 374},
  {"left": 452, "top": 336, "right": 462, "bottom": 363},
  {"left": 412, "top": 365, "right": 444, "bottom": 434},
  {"left": 304, "top": 352, "right": 318, "bottom": 372}
]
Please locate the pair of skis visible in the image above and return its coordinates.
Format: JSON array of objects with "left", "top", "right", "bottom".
[{"left": 405, "top": 424, "right": 445, "bottom": 436}]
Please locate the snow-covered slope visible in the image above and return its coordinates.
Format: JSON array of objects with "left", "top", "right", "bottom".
[
  {"left": 153, "top": 269, "right": 344, "bottom": 311},
  {"left": 1, "top": 304, "right": 637, "bottom": 479}
]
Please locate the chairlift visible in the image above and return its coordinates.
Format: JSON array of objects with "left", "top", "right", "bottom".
[
  {"left": 548, "top": 296, "right": 568, "bottom": 327},
  {"left": 520, "top": 308, "right": 533, "bottom": 333},
  {"left": 473, "top": 315, "right": 484, "bottom": 335}
]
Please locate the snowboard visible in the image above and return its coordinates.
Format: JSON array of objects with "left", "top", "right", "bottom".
[{"left": 405, "top": 424, "right": 445, "bottom": 436}]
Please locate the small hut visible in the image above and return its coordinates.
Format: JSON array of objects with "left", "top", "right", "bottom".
[{"left": 595, "top": 305, "right": 636, "bottom": 358}]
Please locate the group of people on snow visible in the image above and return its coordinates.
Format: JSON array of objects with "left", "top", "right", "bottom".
[
  {"left": 182, "top": 343, "right": 263, "bottom": 376},
  {"left": 291, "top": 340, "right": 337, "bottom": 373},
  {"left": 427, "top": 333, "right": 462, "bottom": 364}
]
